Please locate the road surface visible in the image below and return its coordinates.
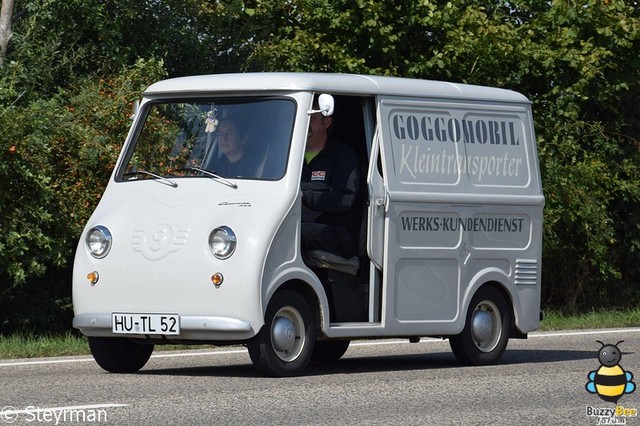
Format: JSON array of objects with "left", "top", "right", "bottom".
[{"left": 2, "top": 328, "right": 640, "bottom": 425}]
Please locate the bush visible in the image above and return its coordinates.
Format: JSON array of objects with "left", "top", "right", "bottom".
[{"left": 0, "top": 59, "right": 165, "bottom": 334}]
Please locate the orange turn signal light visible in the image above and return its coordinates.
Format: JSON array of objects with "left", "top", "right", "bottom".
[
  {"left": 87, "top": 271, "right": 99, "bottom": 286},
  {"left": 211, "top": 273, "right": 224, "bottom": 287}
]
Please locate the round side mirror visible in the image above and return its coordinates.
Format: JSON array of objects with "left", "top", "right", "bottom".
[
  {"left": 307, "top": 94, "right": 335, "bottom": 116},
  {"left": 318, "top": 94, "right": 334, "bottom": 116}
]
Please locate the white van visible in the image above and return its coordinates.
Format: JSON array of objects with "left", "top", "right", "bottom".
[{"left": 73, "top": 73, "right": 544, "bottom": 376}]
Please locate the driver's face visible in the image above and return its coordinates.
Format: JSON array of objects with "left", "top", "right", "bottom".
[
  {"left": 306, "top": 113, "right": 331, "bottom": 152},
  {"left": 217, "top": 120, "right": 243, "bottom": 158}
]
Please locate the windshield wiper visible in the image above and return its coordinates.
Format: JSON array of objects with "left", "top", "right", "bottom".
[
  {"left": 181, "top": 167, "right": 238, "bottom": 189},
  {"left": 122, "top": 170, "right": 178, "bottom": 188}
]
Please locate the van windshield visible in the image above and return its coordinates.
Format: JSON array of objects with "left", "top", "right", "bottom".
[{"left": 120, "top": 98, "right": 296, "bottom": 182}]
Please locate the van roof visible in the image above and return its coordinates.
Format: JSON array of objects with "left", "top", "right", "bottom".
[{"left": 144, "top": 72, "right": 530, "bottom": 104}]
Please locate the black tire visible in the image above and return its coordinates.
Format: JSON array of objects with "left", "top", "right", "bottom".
[
  {"left": 247, "top": 290, "right": 316, "bottom": 376},
  {"left": 88, "top": 337, "right": 154, "bottom": 373},
  {"left": 449, "top": 286, "right": 512, "bottom": 366},
  {"left": 311, "top": 340, "right": 350, "bottom": 362}
]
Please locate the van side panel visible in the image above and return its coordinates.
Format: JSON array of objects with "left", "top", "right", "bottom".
[
  {"left": 377, "top": 96, "right": 543, "bottom": 335},
  {"left": 383, "top": 98, "right": 538, "bottom": 195}
]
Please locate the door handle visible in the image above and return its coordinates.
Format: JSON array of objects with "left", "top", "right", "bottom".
[{"left": 374, "top": 198, "right": 384, "bottom": 216}]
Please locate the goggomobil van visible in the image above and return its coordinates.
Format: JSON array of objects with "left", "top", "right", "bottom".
[{"left": 73, "top": 73, "right": 544, "bottom": 376}]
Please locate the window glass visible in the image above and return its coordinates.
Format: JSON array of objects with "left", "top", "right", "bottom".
[{"left": 120, "top": 98, "right": 295, "bottom": 181}]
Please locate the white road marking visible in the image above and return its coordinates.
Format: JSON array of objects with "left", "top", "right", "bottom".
[
  {"left": 0, "top": 357, "right": 95, "bottom": 367},
  {"left": 1, "top": 328, "right": 639, "bottom": 367},
  {"left": 528, "top": 328, "right": 640, "bottom": 338}
]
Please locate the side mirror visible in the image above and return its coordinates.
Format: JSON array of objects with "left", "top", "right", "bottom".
[{"left": 307, "top": 94, "right": 335, "bottom": 117}]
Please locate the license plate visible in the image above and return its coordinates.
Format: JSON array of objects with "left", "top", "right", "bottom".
[{"left": 112, "top": 313, "right": 180, "bottom": 335}]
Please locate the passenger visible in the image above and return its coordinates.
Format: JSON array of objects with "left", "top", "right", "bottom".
[
  {"left": 204, "top": 117, "right": 258, "bottom": 177},
  {"left": 301, "top": 99, "right": 361, "bottom": 262}
]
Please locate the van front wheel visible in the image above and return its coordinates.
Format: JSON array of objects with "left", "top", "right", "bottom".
[
  {"left": 88, "top": 337, "right": 154, "bottom": 373},
  {"left": 247, "top": 290, "right": 316, "bottom": 376},
  {"left": 449, "top": 286, "right": 511, "bottom": 366}
]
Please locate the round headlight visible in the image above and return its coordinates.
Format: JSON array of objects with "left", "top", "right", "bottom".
[
  {"left": 86, "top": 225, "right": 112, "bottom": 259},
  {"left": 209, "top": 226, "right": 236, "bottom": 259}
]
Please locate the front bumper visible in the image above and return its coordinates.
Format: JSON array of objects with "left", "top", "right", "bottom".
[{"left": 73, "top": 314, "right": 254, "bottom": 341}]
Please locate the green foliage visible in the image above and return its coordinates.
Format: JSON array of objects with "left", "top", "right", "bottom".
[
  {"left": 0, "top": 58, "right": 165, "bottom": 333},
  {"left": 0, "top": 100, "right": 61, "bottom": 287},
  {"left": 2, "top": 0, "right": 124, "bottom": 104},
  {"left": 102, "top": 1, "right": 216, "bottom": 75}
]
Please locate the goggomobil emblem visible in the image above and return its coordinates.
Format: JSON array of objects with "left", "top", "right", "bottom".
[
  {"left": 132, "top": 221, "right": 189, "bottom": 260},
  {"left": 586, "top": 340, "right": 635, "bottom": 403}
]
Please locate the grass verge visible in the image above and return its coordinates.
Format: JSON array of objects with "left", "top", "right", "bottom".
[
  {"left": 539, "top": 308, "right": 640, "bottom": 331},
  {"left": 2, "top": 308, "right": 640, "bottom": 359},
  {"left": 0, "top": 332, "right": 89, "bottom": 359}
]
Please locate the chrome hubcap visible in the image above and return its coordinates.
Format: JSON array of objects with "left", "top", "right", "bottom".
[
  {"left": 270, "top": 306, "right": 305, "bottom": 362},
  {"left": 470, "top": 300, "right": 501, "bottom": 353},
  {"left": 272, "top": 316, "right": 296, "bottom": 352}
]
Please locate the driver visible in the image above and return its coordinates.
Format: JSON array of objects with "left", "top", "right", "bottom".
[{"left": 300, "top": 98, "right": 361, "bottom": 262}]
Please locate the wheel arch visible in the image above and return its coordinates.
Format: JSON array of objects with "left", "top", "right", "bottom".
[
  {"left": 274, "top": 279, "right": 325, "bottom": 335},
  {"left": 463, "top": 269, "right": 520, "bottom": 334},
  {"left": 262, "top": 268, "right": 330, "bottom": 336}
]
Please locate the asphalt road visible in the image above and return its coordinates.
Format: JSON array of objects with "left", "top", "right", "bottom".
[{"left": 2, "top": 328, "right": 640, "bottom": 425}]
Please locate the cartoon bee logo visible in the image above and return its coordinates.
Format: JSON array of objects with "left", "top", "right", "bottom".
[{"left": 586, "top": 340, "right": 636, "bottom": 403}]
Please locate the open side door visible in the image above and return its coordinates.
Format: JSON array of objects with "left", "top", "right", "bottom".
[
  {"left": 366, "top": 127, "right": 385, "bottom": 270},
  {"left": 375, "top": 97, "right": 465, "bottom": 332}
]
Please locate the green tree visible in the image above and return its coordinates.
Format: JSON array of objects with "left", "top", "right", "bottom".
[
  {"left": 0, "top": 59, "right": 165, "bottom": 333},
  {"left": 1, "top": 0, "right": 125, "bottom": 104}
]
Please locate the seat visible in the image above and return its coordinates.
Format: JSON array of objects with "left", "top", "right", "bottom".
[
  {"left": 305, "top": 186, "right": 369, "bottom": 277},
  {"left": 305, "top": 250, "right": 360, "bottom": 276}
]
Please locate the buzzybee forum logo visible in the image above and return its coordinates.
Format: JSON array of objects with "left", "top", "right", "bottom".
[
  {"left": 585, "top": 340, "right": 637, "bottom": 424},
  {"left": 586, "top": 341, "right": 635, "bottom": 403}
]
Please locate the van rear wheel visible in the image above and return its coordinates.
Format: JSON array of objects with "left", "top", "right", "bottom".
[
  {"left": 88, "top": 337, "right": 154, "bottom": 373},
  {"left": 449, "top": 286, "right": 511, "bottom": 366},
  {"left": 247, "top": 290, "right": 316, "bottom": 376}
]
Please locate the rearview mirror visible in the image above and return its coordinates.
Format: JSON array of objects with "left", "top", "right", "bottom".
[{"left": 307, "top": 94, "right": 334, "bottom": 117}]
